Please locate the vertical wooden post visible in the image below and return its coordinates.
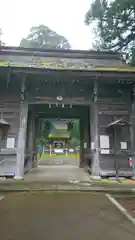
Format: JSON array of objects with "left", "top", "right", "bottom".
[
  {"left": 32, "top": 116, "right": 38, "bottom": 168},
  {"left": 80, "top": 117, "right": 84, "bottom": 167},
  {"left": 49, "top": 144, "right": 52, "bottom": 156},
  {"left": 26, "top": 112, "right": 35, "bottom": 170},
  {"left": 130, "top": 84, "right": 135, "bottom": 179},
  {"left": 0, "top": 113, "right": 9, "bottom": 149},
  {"left": 14, "top": 75, "right": 28, "bottom": 179},
  {"left": 90, "top": 80, "right": 101, "bottom": 180},
  {"left": 83, "top": 113, "right": 90, "bottom": 166}
]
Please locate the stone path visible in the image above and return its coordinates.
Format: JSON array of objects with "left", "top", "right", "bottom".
[
  {"left": 25, "top": 165, "right": 90, "bottom": 182},
  {"left": 38, "top": 155, "right": 79, "bottom": 165}
]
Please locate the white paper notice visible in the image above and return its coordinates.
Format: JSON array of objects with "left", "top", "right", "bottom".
[
  {"left": 120, "top": 142, "right": 127, "bottom": 150},
  {"left": 6, "top": 138, "right": 15, "bottom": 149},
  {"left": 91, "top": 142, "right": 95, "bottom": 150},
  {"left": 101, "top": 149, "right": 110, "bottom": 154},
  {"left": 84, "top": 142, "right": 87, "bottom": 149},
  {"left": 100, "top": 135, "right": 110, "bottom": 149}
]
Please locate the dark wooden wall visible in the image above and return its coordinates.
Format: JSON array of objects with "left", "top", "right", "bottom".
[
  {"left": 98, "top": 83, "right": 132, "bottom": 176},
  {"left": 0, "top": 77, "right": 20, "bottom": 148},
  {"left": 0, "top": 76, "right": 21, "bottom": 176},
  {"left": 26, "top": 76, "right": 93, "bottom": 105}
]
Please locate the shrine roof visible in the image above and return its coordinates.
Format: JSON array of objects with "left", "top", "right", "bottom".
[{"left": 48, "top": 132, "right": 70, "bottom": 139}]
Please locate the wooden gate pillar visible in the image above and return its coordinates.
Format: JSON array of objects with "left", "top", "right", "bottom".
[
  {"left": 32, "top": 114, "right": 37, "bottom": 168},
  {"left": 14, "top": 75, "right": 28, "bottom": 179},
  {"left": 32, "top": 117, "right": 41, "bottom": 167},
  {"left": 83, "top": 113, "right": 90, "bottom": 166},
  {"left": 26, "top": 111, "right": 35, "bottom": 171},
  {"left": 90, "top": 80, "right": 101, "bottom": 180},
  {"left": 80, "top": 117, "right": 84, "bottom": 167}
]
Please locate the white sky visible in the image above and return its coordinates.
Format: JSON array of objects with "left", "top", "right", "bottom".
[{"left": 0, "top": 0, "right": 93, "bottom": 50}]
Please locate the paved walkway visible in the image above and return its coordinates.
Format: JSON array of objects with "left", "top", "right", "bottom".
[
  {"left": 1, "top": 166, "right": 135, "bottom": 193},
  {"left": 0, "top": 192, "right": 135, "bottom": 240},
  {"left": 25, "top": 165, "right": 90, "bottom": 182},
  {"left": 38, "top": 155, "right": 79, "bottom": 165}
]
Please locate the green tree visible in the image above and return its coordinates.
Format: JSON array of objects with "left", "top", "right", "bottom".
[
  {"left": 20, "top": 25, "right": 71, "bottom": 49},
  {"left": 68, "top": 120, "right": 80, "bottom": 142},
  {"left": 67, "top": 120, "right": 74, "bottom": 132},
  {"left": 40, "top": 119, "right": 52, "bottom": 144},
  {"left": 70, "top": 138, "right": 80, "bottom": 148},
  {"left": 85, "top": 0, "right": 135, "bottom": 61}
]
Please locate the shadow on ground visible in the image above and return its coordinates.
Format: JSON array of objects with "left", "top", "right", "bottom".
[{"left": 0, "top": 192, "right": 135, "bottom": 240}]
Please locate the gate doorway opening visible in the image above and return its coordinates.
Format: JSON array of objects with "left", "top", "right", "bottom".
[
  {"left": 38, "top": 118, "right": 80, "bottom": 166},
  {"left": 25, "top": 103, "right": 90, "bottom": 172}
]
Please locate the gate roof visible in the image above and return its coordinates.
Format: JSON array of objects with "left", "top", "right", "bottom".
[{"left": 1, "top": 46, "right": 135, "bottom": 83}]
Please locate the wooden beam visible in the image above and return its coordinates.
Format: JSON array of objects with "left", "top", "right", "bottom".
[
  {"left": 28, "top": 99, "right": 91, "bottom": 105},
  {"left": 11, "top": 68, "right": 135, "bottom": 81}
]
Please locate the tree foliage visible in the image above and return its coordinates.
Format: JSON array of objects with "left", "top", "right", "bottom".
[
  {"left": 85, "top": 0, "right": 135, "bottom": 61},
  {"left": 40, "top": 120, "right": 53, "bottom": 143},
  {"left": 20, "top": 25, "right": 71, "bottom": 49},
  {"left": 68, "top": 120, "right": 80, "bottom": 140}
]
